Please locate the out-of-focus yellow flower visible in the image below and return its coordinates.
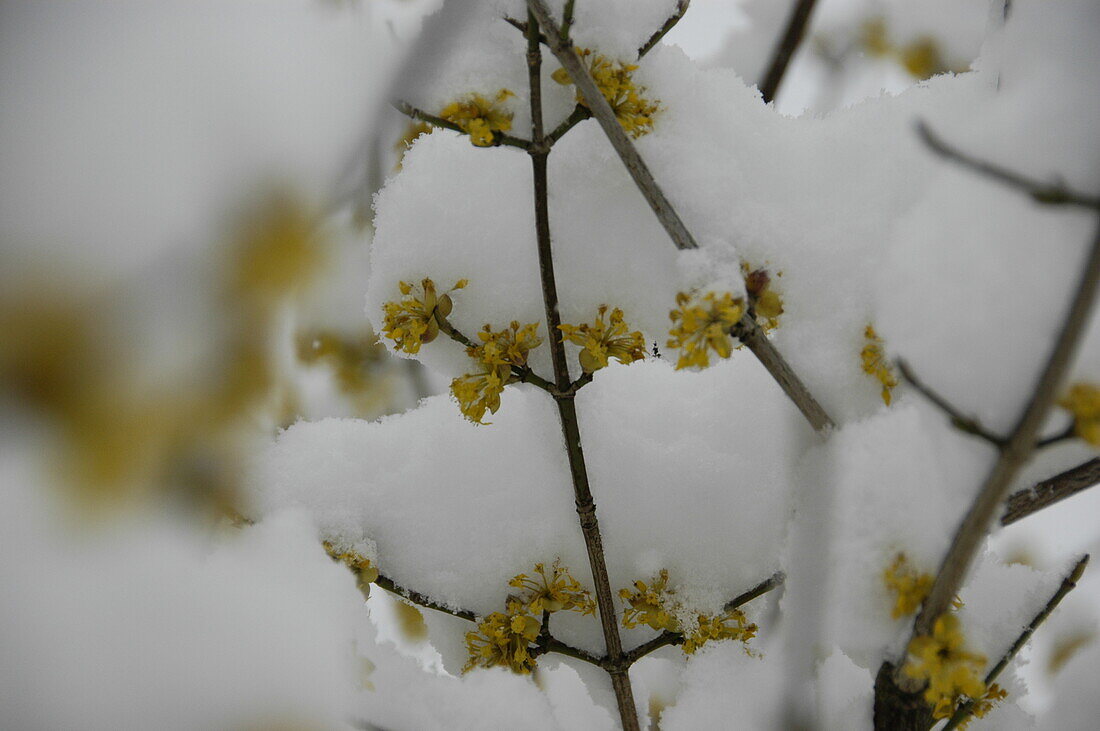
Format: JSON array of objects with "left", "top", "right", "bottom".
[
  {"left": 883, "top": 552, "right": 933, "bottom": 619},
  {"left": 552, "top": 49, "right": 660, "bottom": 138},
  {"left": 904, "top": 614, "right": 988, "bottom": 720},
  {"left": 451, "top": 320, "right": 542, "bottom": 424},
  {"left": 559, "top": 305, "right": 646, "bottom": 373},
  {"left": 667, "top": 291, "right": 745, "bottom": 370},
  {"left": 861, "top": 325, "right": 898, "bottom": 406},
  {"left": 511, "top": 561, "right": 596, "bottom": 615},
  {"left": 381, "top": 278, "right": 467, "bottom": 355},
  {"left": 323, "top": 541, "right": 379, "bottom": 600},
  {"left": 1058, "top": 383, "right": 1100, "bottom": 446},
  {"left": 463, "top": 599, "right": 542, "bottom": 674},
  {"left": 439, "top": 90, "right": 515, "bottom": 147}
]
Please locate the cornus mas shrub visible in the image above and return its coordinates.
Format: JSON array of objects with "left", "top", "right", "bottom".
[{"left": 247, "top": 0, "right": 1100, "bottom": 729}]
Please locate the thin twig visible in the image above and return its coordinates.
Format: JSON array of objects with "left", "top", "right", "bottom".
[
  {"left": 637, "top": 0, "right": 690, "bottom": 58},
  {"left": 1034, "top": 423, "right": 1076, "bottom": 449},
  {"left": 393, "top": 100, "right": 532, "bottom": 151},
  {"left": 1001, "top": 457, "right": 1100, "bottom": 526},
  {"left": 374, "top": 572, "right": 479, "bottom": 623},
  {"left": 902, "top": 217, "right": 1100, "bottom": 689},
  {"left": 725, "top": 570, "right": 786, "bottom": 611},
  {"left": 917, "top": 121, "right": 1100, "bottom": 210},
  {"left": 560, "top": 0, "right": 577, "bottom": 42},
  {"left": 897, "top": 359, "right": 1005, "bottom": 447},
  {"left": 434, "top": 311, "right": 559, "bottom": 394},
  {"left": 759, "top": 0, "right": 820, "bottom": 104},
  {"left": 524, "top": 13, "right": 640, "bottom": 731},
  {"left": 942, "top": 555, "right": 1089, "bottom": 731},
  {"left": 528, "top": 0, "right": 835, "bottom": 434},
  {"left": 546, "top": 104, "right": 593, "bottom": 147}
]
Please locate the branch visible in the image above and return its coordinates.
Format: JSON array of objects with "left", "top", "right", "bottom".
[
  {"left": 434, "top": 310, "right": 559, "bottom": 394},
  {"left": 393, "top": 100, "right": 532, "bottom": 151},
  {"left": 917, "top": 121, "right": 1100, "bottom": 210},
  {"left": 942, "top": 555, "right": 1089, "bottom": 731},
  {"left": 903, "top": 215, "right": 1100, "bottom": 687},
  {"left": 560, "top": 0, "right": 576, "bottom": 42},
  {"left": 528, "top": 0, "right": 836, "bottom": 434},
  {"left": 759, "top": 0, "right": 820, "bottom": 104},
  {"left": 725, "top": 570, "right": 786, "bottom": 611},
  {"left": 524, "top": 13, "right": 641, "bottom": 730},
  {"left": 638, "top": 0, "right": 690, "bottom": 58},
  {"left": 1001, "top": 457, "right": 1100, "bottom": 526},
  {"left": 546, "top": 104, "right": 592, "bottom": 147},
  {"left": 897, "top": 359, "right": 1005, "bottom": 447},
  {"left": 373, "top": 572, "right": 479, "bottom": 623}
]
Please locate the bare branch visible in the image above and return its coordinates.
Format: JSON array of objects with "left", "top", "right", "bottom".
[
  {"left": 1001, "top": 458, "right": 1100, "bottom": 526},
  {"left": 759, "top": 0, "right": 820, "bottom": 104},
  {"left": 393, "top": 100, "right": 532, "bottom": 151},
  {"left": 560, "top": 0, "right": 577, "bottom": 42},
  {"left": 527, "top": 0, "right": 835, "bottom": 434},
  {"left": 725, "top": 570, "right": 786, "bottom": 611},
  {"left": 942, "top": 555, "right": 1089, "bottom": 731},
  {"left": 546, "top": 104, "right": 592, "bottom": 147},
  {"left": 897, "top": 359, "right": 1005, "bottom": 447},
  {"left": 903, "top": 216, "right": 1100, "bottom": 688},
  {"left": 373, "top": 573, "right": 479, "bottom": 623},
  {"left": 638, "top": 0, "right": 690, "bottom": 58},
  {"left": 917, "top": 121, "right": 1100, "bottom": 210}
]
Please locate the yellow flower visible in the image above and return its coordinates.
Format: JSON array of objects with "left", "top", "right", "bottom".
[
  {"left": 451, "top": 321, "right": 542, "bottom": 424},
  {"left": 861, "top": 325, "right": 898, "bottom": 406},
  {"left": 621, "top": 569, "right": 678, "bottom": 632},
  {"left": 883, "top": 553, "right": 933, "bottom": 619},
  {"left": 682, "top": 609, "right": 757, "bottom": 655},
  {"left": 904, "top": 614, "right": 988, "bottom": 720},
  {"left": 463, "top": 599, "right": 542, "bottom": 674},
  {"left": 1058, "top": 382, "right": 1100, "bottom": 446},
  {"left": 381, "top": 278, "right": 467, "bottom": 355},
  {"left": 559, "top": 305, "right": 646, "bottom": 373},
  {"left": 552, "top": 49, "right": 661, "bottom": 138},
  {"left": 394, "top": 121, "right": 433, "bottom": 169},
  {"left": 964, "top": 684, "right": 1008, "bottom": 728},
  {"left": 439, "top": 89, "right": 515, "bottom": 147},
  {"left": 743, "top": 264, "right": 785, "bottom": 333},
  {"left": 620, "top": 569, "right": 757, "bottom": 655},
  {"left": 510, "top": 561, "right": 596, "bottom": 615},
  {"left": 666, "top": 291, "right": 745, "bottom": 370},
  {"left": 322, "top": 541, "right": 379, "bottom": 599}
]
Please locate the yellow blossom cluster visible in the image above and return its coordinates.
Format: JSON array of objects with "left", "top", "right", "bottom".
[
  {"left": 620, "top": 570, "right": 757, "bottom": 655},
  {"left": 559, "top": 305, "right": 646, "bottom": 373},
  {"left": 464, "top": 561, "right": 594, "bottom": 674},
  {"left": 1058, "top": 382, "right": 1100, "bottom": 447},
  {"left": 883, "top": 552, "right": 933, "bottom": 619},
  {"left": 962, "top": 684, "right": 1009, "bottom": 729},
  {"left": 381, "top": 278, "right": 467, "bottom": 355},
  {"left": 451, "top": 321, "right": 543, "bottom": 424},
  {"left": 509, "top": 560, "right": 597, "bottom": 615},
  {"left": 861, "top": 325, "right": 898, "bottom": 406},
  {"left": 464, "top": 599, "right": 543, "bottom": 674},
  {"left": 743, "top": 264, "right": 785, "bottom": 333},
  {"left": 552, "top": 49, "right": 661, "bottom": 138},
  {"left": 323, "top": 541, "right": 380, "bottom": 600},
  {"left": 903, "top": 614, "right": 989, "bottom": 721},
  {"left": 666, "top": 291, "right": 745, "bottom": 370},
  {"left": 439, "top": 89, "right": 515, "bottom": 147},
  {"left": 859, "top": 17, "right": 965, "bottom": 80}
]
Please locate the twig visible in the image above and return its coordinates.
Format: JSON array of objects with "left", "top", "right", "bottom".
[
  {"left": 725, "top": 570, "right": 786, "bottom": 611},
  {"left": 524, "top": 13, "right": 641, "bottom": 731},
  {"left": 393, "top": 100, "right": 532, "bottom": 151},
  {"left": 637, "top": 0, "right": 690, "bottom": 58},
  {"left": 1001, "top": 457, "right": 1100, "bottom": 526},
  {"left": 374, "top": 572, "right": 479, "bottom": 623},
  {"left": 897, "top": 359, "right": 1005, "bottom": 447},
  {"left": 1034, "top": 423, "right": 1076, "bottom": 449},
  {"left": 527, "top": 0, "right": 835, "bottom": 434},
  {"left": 941, "top": 555, "right": 1089, "bottom": 731},
  {"left": 917, "top": 121, "right": 1100, "bottom": 210},
  {"left": 434, "top": 311, "right": 559, "bottom": 394},
  {"left": 902, "top": 216, "right": 1100, "bottom": 688},
  {"left": 546, "top": 104, "right": 592, "bottom": 147},
  {"left": 759, "top": 0, "right": 820, "bottom": 104},
  {"left": 560, "top": 0, "right": 577, "bottom": 42}
]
